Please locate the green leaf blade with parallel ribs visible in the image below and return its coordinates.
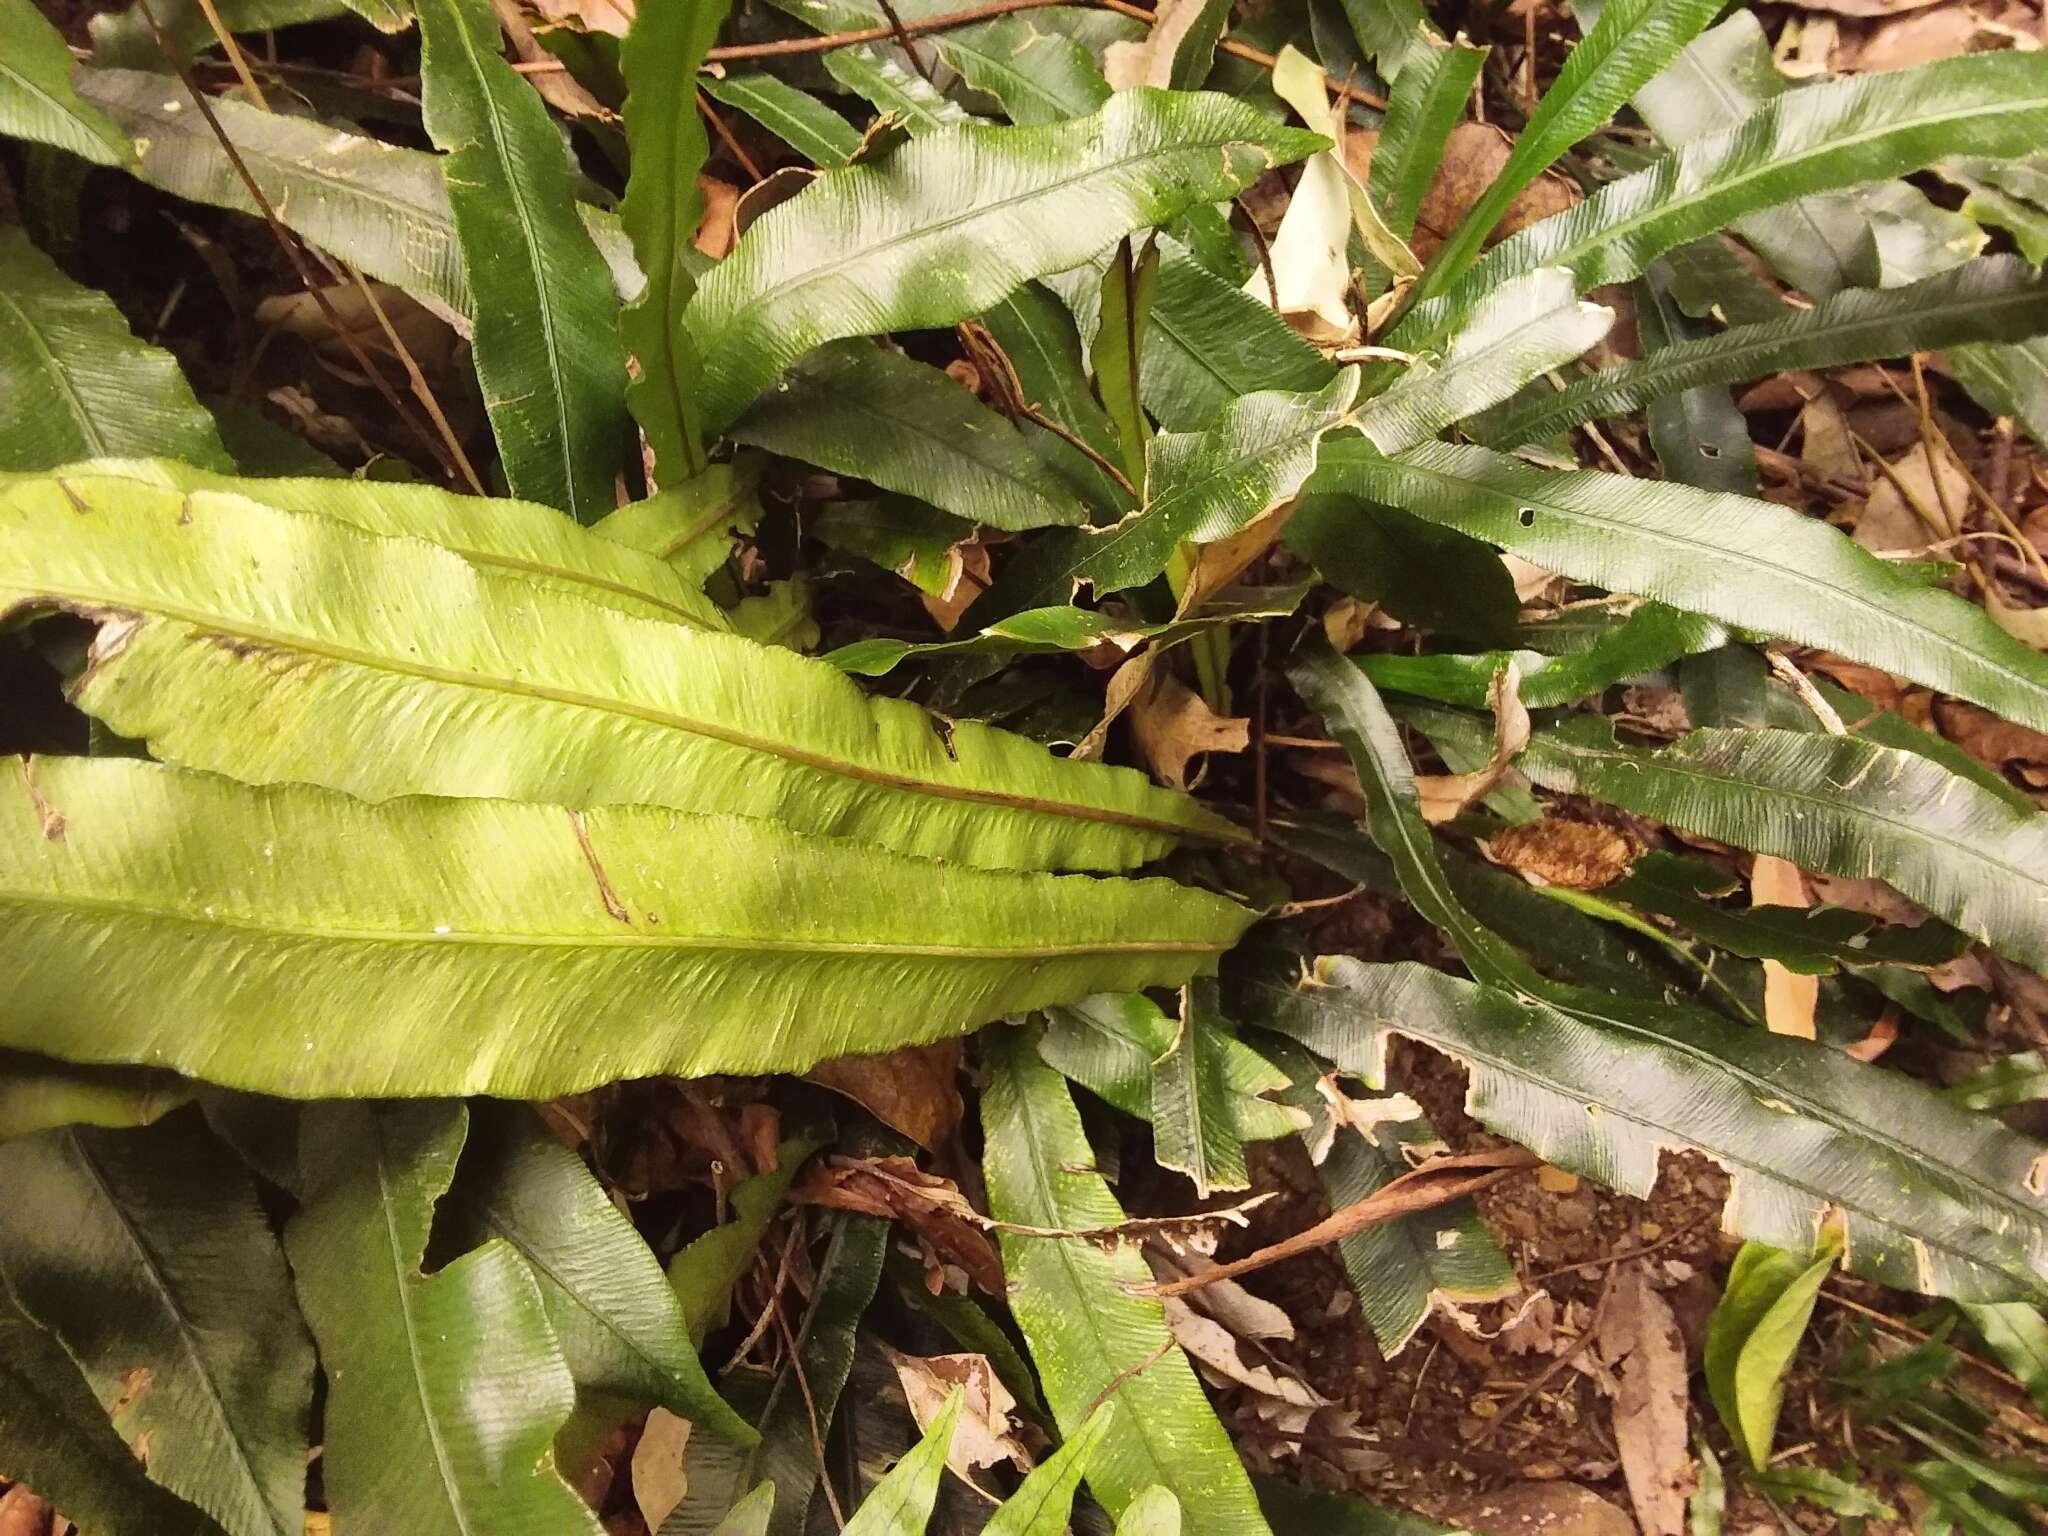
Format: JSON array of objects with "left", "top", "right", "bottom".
[
  {"left": 285, "top": 1102, "right": 602, "bottom": 1536},
  {"left": 1318, "top": 441, "right": 2048, "bottom": 735},
  {"left": 684, "top": 90, "right": 1327, "bottom": 434},
  {"left": 1238, "top": 958, "right": 2048, "bottom": 1303},
  {"left": 0, "top": 228, "right": 230, "bottom": 474},
  {"left": 0, "top": 757, "right": 1250, "bottom": 1098},
  {"left": 416, "top": 0, "right": 629, "bottom": 519},
  {"left": 0, "top": 472, "right": 1237, "bottom": 871},
  {"left": 0, "top": 0, "right": 134, "bottom": 165}
]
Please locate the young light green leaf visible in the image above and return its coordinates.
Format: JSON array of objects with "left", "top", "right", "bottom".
[
  {"left": 828, "top": 582, "right": 1308, "bottom": 678},
  {"left": 1487, "top": 714, "right": 2048, "bottom": 974},
  {"left": 981, "top": 1030, "right": 1272, "bottom": 1535},
  {"left": 0, "top": 1113, "right": 312, "bottom": 1536},
  {"left": 0, "top": 1053, "right": 191, "bottom": 1141},
  {"left": 1356, "top": 269, "right": 1612, "bottom": 454},
  {"left": 1704, "top": 1241, "right": 1838, "bottom": 1470},
  {"left": 1074, "top": 370, "right": 1360, "bottom": 597},
  {"left": 75, "top": 68, "right": 641, "bottom": 327},
  {"left": 439, "top": 1103, "right": 754, "bottom": 1444},
  {"left": 620, "top": 0, "right": 735, "bottom": 482},
  {"left": 1475, "top": 257, "right": 2048, "bottom": 448},
  {"left": 684, "top": 90, "right": 1327, "bottom": 433},
  {"left": 730, "top": 341, "right": 1088, "bottom": 529},
  {"left": 1415, "top": 0, "right": 1721, "bottom": 297},
  {"left": 1, "top": 473, "right": 1242, "bottom": 870},
  {"left": 1394, "top": 50, "right": 2048, "bottom": 348},
  {"left": 1237, "top": 957, "right": 2048, "bottom": 1302},
  {"left": 700, "top": 73, "right": 861, "bottom": 166},
  {"left": 1690, "top": 1439, "right": 1725, "bottom": 1536},
  {"left": 1317, "top": 441, "right": 2048, "bottom": 733},
  {"left": 1092, "top": 237, "right": 1160, "bottom": 489},
  {"left": 669, "top": 1138, "right": 818, "bottom": 1344},
  {"left": 1115, "top": 1487, "right": 1183, "bottom": 1536},
  {"left": 1370, "top": 25, "right": 1487, "bottom": 240},
  {"left": 1946, "top": 1054, "right": 2048, "bottom": 1115},
  {"left": 0, "top": 757, "right": 1250, "bottom": 1098},
  {"left": 1267, "top": 44, "right": 1419, "bottom": 283},
  {"left": 710, "top": 1483, "right": 777, "bottom": 1536},
  {"left": 982, "top": 1404, "right": 1114, "bottom": 1536},
  {"left": 1356, "top": 603, "right": 1729, "bottom": 710},
  {"left": 0, "top": 1283, "right": 224, "bottom": 1536},
  {"left": 0, "top": 0, "right": 133, "bottom": 164},
  {"left": 417, "top": 0, "right": 628, "bottom": 520},
  {"left": 54, "top": 456, "right": 731, "bottom": 630},
  {"left": 0, "top": 228, "right": 229, "bottom": 473},
  {"left": 593, "top": 456, "right": 763, "bottom": 589},
  {"left": 286, "top": 1102, "right": 602, "bottom": 1535},
  {"left": 840, "top": 1388, "right": 960, "bottom": 1536}
]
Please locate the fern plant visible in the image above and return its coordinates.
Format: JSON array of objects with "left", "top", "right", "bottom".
[{"left": 3, "top": 0, "right": 2048, "bottom": 1529}]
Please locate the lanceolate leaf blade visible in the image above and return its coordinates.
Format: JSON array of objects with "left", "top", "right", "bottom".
[
  {"left": 1356, "top": 269, "right": 1612, "bottom": 454},
  {"left": 1417, "top": 0, "right": 1721, "bottom": 296},
  {"left": 0, "top": 1053, "right": 191, "bottom": 1140},
  {"left": 0, "top": 758, "right": 1249, "bottom": 1098},
  {"left": 620, "top": 0, "right": 733, "bottom": 481},
  {"left": 74, "top": 68, "right": 641, "bottom": 327},
  {"left": 286, "top": 1102, "right": 602, "bottom": 1535},
  {"left": 1370, "top": 26, "right": 1487, "bottom": 240},
  {"left": 699, "top": 73, "right": 861, "bottom": 167},
  {"left": 1501, "top": 715, "right": 2048, "bottom": 974},
  {"left": 0, "top": 473, "right": 1239, "bottom": 871},
  {"left": 840, "top": 1390, "right": 960, "bottom": 1536},
  {"left": 0, "top": 1113, "right": 313, "bottom": 1536},
  {"left": 729, "top": 341, "right": 1089, "bottom": 530},
  {"left": 1394, "top": 50, "right": 2048, "bottom": 347},
  {"left": 982, "top": 1031, "right": 1273, "bottom": 1535},
  {"left": 440, "top": 1103, "right": 755, "bottom": 1445},
  {"left": 1239, "top": 958, "right": 2048, "bottom": 1302},
  {"left": 1318, "top": 441, "right": 2048, "bottom": 734},
  {"left": 0, "top": 0, "right": 134, "bottom": 165},
  {"left": 417, "top": 0, "right": 628, "bottom": 519},
  {"left": 48, "top": 458, "right": 732, "bottom": 630},
  {"left": 684, "top": 91, "right": 1326, "bottom": 433},
  {"left": 1474, "top": 257, "right": 2048, "bottom": 447},
  {"left": 1135, "top": 241, "right": 1336, "bottom": 431},
  {"left": 0, "top": 227, "right": 230, "bottom": 473}
]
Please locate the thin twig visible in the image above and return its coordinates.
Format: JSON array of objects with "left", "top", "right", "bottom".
[
  {"left": 705, "top": 0, "right": 1071, "bottom": 59},
  {"left": 1015, "top": 400, "right": 1139, "bottom": 497},
  {"left": 1081, "top": 1337, "right": 1175, "bottom": 1420},
  {"left": 1142, "top": 1149, "right": 1542, "bottom": 1297},
  {"left": 1466, "top": 1262, "right": 1621, "bottom": 1448},
  {"left": 699, "top": 89, "right": 766, "bottom": 183},
  {"left": 775, "top": 1303, "right": 847, "bottom": 1530},
  {"left": 1765, "top": 649, "right": 1847, "bottom": 736},
  {"left": 1819, "top": 1286, "right": 2027, "bottom": 1395}
]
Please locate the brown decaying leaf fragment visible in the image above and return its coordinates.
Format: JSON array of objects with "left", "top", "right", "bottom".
[
  {"left": 1596, "top": 1265, "right": 1694, "bottom": 1536},
  {"left": 805, "top": 1041, "right": 964, "bottom": 1151},
  {"left": 793, "top": 1155, "right": 1005, "bottom": 1294},
  {"left": 1752, "top": 855, "right": 1819, "bottom": 1040},
  {"left": 884, "top": 1348, "right": 1032, "bottom": 1495},
  {"left": 1483, "top": 819, "right": 1636, "bottom": 891}
]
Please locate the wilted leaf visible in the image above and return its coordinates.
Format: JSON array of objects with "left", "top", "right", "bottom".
[
  {"left": 795, "top": 1156, "right": 1004, "bottom": 1295},
  {"left": 884, "top": 1351, "right": 1027, "bottom": 1493},
  {"left": 807, "top": 1043, "right": 964, "bottom": 1152}
]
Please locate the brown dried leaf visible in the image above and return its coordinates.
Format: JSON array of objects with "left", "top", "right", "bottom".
[
  {"left": 1439, "top": 1480, "right": 1637, "bottom": 1536},
  {"left": 524, "top": 0, "right": 632, "bottom": 37},
  {"left": 254, "top": 283, "right": 461, "bottom": 380},
  {"left": 1417, "top": 660, "right": 1530, "bottom": 823},
  {"left": 793, "top": 1155, "right": 1004, "bottom": 1295},
  {"left": 1853, "top": 441, "right": 1971, "bottom": 554},
  {"left": 1482, "top": 819, "right": 1635, "bottom": 890},
  {"left": 1753, "top": 856, "right": 1819, "bottom": 1040},
  {"left": 494, "top": 0, "right": 614, "bottom": 118},
  {"left": 1131, "top": 671, "right": 1250, "bottom": 791},
  {"left": 1409, "top": 123, "right": 1582, "bottom": 265},
  {"left": 631, "top": 1407, "right": 691, "bottom": 1532},
  {"left": 694, "top": 176, "right": 742, "bottom": 261},
  {"left": 884, "top": 1348, "right": 1031, "bottom": 1492},
  {"left": 1103, "top": 0, "right": 1205, "bottom": 90},
  {"left": 1596, "top": 1267, "right": 1694, "bottom": 1536},
  {"left": 806, "top": 1041, "right": 964, "bottom": 1152}
]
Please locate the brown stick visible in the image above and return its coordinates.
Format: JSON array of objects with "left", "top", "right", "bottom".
[
  {"left": 1142, "top": 1148, "right": 1542, "bottom": 1297},
  {"left": 705, "top": 0, "right": 1073, "bottom": 59}
]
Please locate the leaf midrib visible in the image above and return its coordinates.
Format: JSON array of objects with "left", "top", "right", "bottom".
[
  {"left": 1504, "top": 278, "right": 2042, "bottom": 440},
  {"left": 14, "top": 579, "right": 1219, "bottom": 841},
  {"left": 1383, "top": 455, "right": 2048, "bottom": 713},
  {"left": 5, "top": 889, "right": 1231, "bottom": 959},
  {"left": 0, "top": 284, "right": 108, "bottom": 457},
  {"left": 1460, "top": 82, "right": 2048, "bottom": 320},
  {"left": 699, "top": 122, "right": 1273, "bottom": 358},
  {"left": 70, "top": 1134, "right": 281, "bottom": 1535}
]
